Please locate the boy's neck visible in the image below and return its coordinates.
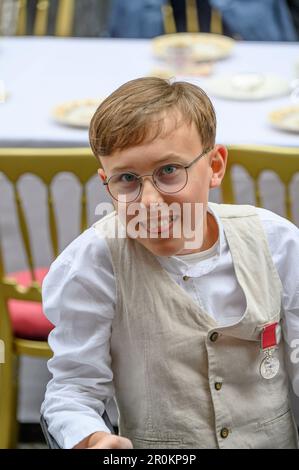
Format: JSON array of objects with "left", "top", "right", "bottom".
[
  {"left": 202, "top": 211, "right": 219, "bottom": 251},
  {"left": 178, "top": 211, "right": 219, "bottom": 256}
]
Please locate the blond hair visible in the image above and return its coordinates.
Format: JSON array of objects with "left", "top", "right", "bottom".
[{"left": 89, "top": 77, "right": 216, "bottom": 159}]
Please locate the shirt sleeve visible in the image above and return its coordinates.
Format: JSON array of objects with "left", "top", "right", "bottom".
[
  {"left": 40, "top": 227, "right": 116, "bottom": 449},
  {"left": 257, "top": 208, "right": 299, "bottom": 398}
]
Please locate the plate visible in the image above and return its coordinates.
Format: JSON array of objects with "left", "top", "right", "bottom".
[
  {"left": 204, "top": 73, "right": 290, "bottom": 101},
  {"left": 268, "top": 105, "right": 299, "bottom": 133},
  {"left": 52, "top": 98, "right": 102, "bottom": 128},
  {"left": 152, "top": 33, "right": 235, "bottom": 62}
]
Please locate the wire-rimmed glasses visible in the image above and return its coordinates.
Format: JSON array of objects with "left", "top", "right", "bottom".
[{"left": 103, "top": 147, "right": 213, "bottom": 202}]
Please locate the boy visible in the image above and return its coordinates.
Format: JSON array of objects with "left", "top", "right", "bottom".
[{"left": 41, "top": 77, "right": 299, "bottom": 449}]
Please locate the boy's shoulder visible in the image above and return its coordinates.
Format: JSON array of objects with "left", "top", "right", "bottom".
[
  {"left": 210, "top": 203, "right": 298, "bottom": 247},
  {"left": 210, "top": 202, "right": 298, "bottom": 232},
  {"left": 254, "top": 206, "right": 299, "bottom": 240},
  {"left": 49, "top": 217, "right": 114, "bottom": 274},
  {"left": 93, "top": 210, "right": 120, "bottom": 236},
  {"left": 209, "top": 202, "right": 256, "bottom": 218}
]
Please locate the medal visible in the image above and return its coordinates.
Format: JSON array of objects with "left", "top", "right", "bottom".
[
  {"left": 260, "top": 349, "right": 280, "bottom": 380},
  {"left": 260, "top": 322, "right": 281, "bottom": 380}
]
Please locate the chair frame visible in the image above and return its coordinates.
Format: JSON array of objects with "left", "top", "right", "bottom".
[
  {"left": 223, "top": 145, "right": 299, "bottom": 223},
  {"left": 0, "top": 147, "right": 99, "bottom": 448},
  {"left": 162, "top": 0, "right": 223, "bottom": 34},
  {"left": 16, "top": 0, "right": 75, "bottom": 36}
]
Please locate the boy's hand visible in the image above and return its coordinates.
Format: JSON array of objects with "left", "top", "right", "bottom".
[{"left": 74, "top": 431, "right": 133, "bottom": 449}]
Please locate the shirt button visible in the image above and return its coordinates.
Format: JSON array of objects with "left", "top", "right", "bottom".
[
  {"left": 220, "top": 428, "right": 229, "bottom": 439},
  {"left": 182, "top": 275, "right": 190, "bottom": 281},
  {"left": 215, "top": 382, "right": 222, "bottom": 391},
  {"left": 210, "top": 332, "right": 219, "bottom": 342}
]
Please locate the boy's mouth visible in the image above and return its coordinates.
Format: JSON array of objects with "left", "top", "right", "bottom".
[{"left": 139, "top": 215, "right": 179, "bottom": 234}]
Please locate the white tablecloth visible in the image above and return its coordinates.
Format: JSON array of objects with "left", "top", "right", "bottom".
[{"left": 0, "top": 37, "right": 299, "bottom": 148}]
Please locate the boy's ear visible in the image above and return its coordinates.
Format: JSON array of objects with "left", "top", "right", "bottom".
[
  {"left": 209, "top": 145, "right": 228, "bottom": 189},
  {"left": 98, "top": 168, "right": 107, "bottom": 183}
]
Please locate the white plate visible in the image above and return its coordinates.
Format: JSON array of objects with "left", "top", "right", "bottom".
[
  {"left": 152, "top": 33, "right": 235, "bottom": 62},
  {"left": 205, "top": 73, "right": 290, "bottom": 101},
  {"left": 269, "top": 105, "right": 299, "bottom": 133},
  {"left": 52, "top": 99, "right": 102, "bottom": 128}
]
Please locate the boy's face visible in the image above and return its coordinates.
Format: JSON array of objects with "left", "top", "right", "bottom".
[{"left": 98, "top": 113, "right": 227, "bottom": 257}]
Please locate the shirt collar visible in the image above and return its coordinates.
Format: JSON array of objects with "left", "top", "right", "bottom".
[{"left": 156, "top": 203, "right": 225, "bottom": 278}]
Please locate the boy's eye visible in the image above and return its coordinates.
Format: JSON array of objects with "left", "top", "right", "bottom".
[
  {"left": 163, "top": 165, "right": 176, "bottom": 174},
  {"left": 119, "top": 173, "right": 137, "bottom": 183},
  {"left": 159, "top": 164, "right": 179, "bottom": 176}
]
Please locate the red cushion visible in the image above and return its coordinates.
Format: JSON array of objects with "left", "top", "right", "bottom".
[{"left": 6, "top": 267, "right": 54, "bottom": 341}]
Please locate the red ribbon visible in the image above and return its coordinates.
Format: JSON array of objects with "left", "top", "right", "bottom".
[{"left": 261, "top": 322, "right": 279, "bottom": 350}]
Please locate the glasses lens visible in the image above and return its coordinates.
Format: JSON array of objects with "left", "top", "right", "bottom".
[
  {"left": 108, "top": 173, "right": 140, "bottom": 202},
  {"left": 154, "top": 164, "right": 187, "bottom": 193}
]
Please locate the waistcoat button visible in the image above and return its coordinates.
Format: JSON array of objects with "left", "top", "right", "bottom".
[
  {"left": 215, "top": 382, "right": 222, "bottom": 391},
  {"left": 182, "top": 275, "right": 190, "bottom": 281},
  {"left": 220, "top": 427, "right": 229, "bottom": 439},
  {"left": 210, "top": 332, "right": 219, "bottom": 342}
]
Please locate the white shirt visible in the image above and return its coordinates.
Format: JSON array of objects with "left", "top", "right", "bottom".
[{"left": 41, "top": 205, "right": 299, "bottom": 449}]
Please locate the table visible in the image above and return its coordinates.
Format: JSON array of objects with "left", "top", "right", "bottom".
[{"left": 0, "top": 37, "right": 299, "bottom": 147}]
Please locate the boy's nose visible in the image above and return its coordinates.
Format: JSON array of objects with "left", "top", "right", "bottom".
[{"left": 139, "top": 177, "right": 164, "bottom": 208}]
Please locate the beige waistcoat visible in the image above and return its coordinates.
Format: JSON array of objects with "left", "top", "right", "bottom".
[{"left": 94, "top": 203, "right": 299, "bottom": 449}]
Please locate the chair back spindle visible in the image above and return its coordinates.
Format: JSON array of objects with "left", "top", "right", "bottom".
[
  {"left": 222, "top": 146, "right": 299, "bottom": 225},
  {"left": 0, "top": 148, "right": 99, "bottom": 308},
  {"left": 162, "top": 1, "right": 223, "bottom": 34},
  {"left": 15, "top": 0, "right": 74, "bottom": 36}
]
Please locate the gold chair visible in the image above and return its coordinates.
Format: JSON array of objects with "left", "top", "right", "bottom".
[
  {"left": 0, "top": 147, "right": 99, "bottom": 448},
  {"left": 16, "top": 0, "right": 75, "bottom": 36},
  {"left": 162, "top": 0, "right": 223, "bottom": 35},
  {"left": 222, "top": 145, "right": 299, "bottom": 224}
]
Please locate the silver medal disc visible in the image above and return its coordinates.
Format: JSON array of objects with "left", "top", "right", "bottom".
[{"left": 260, "top": 355, "right": 280, "bottom": 380}]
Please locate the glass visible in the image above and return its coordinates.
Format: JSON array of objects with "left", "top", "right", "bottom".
[
  {"left": 103, "top": 147, "right": 213, "bottom": 202},
  {"left": 166, "top": 43, "right": 193, "bottom": 73}
]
